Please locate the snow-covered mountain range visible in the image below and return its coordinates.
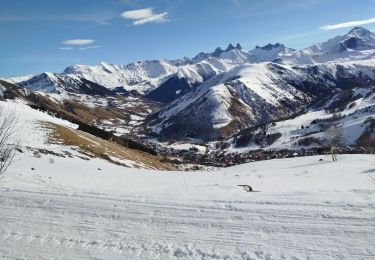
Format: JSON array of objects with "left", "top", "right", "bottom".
[
  {"left": 5, "top": 27, "right": 375, "bottom": 142},
  {"left": 146, "top": 60, "right": 375, "bottom": 140},
  {"left": 277, "top": 27, "right": 375, "bottom": 65},
  {"left": 9, "top": 27, "right": 375, "bottom": 94}
]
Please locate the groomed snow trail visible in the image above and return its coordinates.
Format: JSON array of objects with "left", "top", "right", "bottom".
[
  {"left": 0, "top": 189, "right": 374, "bottom": 259},
  {"left": 1, "top": 154, "right": 375, "bottom": 259}
]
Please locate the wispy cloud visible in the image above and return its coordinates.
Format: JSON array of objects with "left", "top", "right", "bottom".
[
  {"left": 58, "top": 47, "right": 74, "bottom": 50},
  {"left": 79, "top": 45, "right": 101, "bottom": 50},
  {"left": 58, "top": 45, "right": 101, "bottom": 51},
  {"left": 99, "top": 21, "right": 110, "bottom": 25},
  {"left": 320, "top": 17, "right": 375, "bottom": 30},
  {"left": 121, "top": 8, "right": 168, "bottom": 25},
  {"left": 59, "top": 39, "right": 99, "bottom": 51},
  {"left": 62, "top": 39, "right": 95, "bottom": 45}
]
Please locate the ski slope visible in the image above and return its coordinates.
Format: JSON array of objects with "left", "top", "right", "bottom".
[{"left": 0, "top": 153, "right": 375, "bottom": 259}]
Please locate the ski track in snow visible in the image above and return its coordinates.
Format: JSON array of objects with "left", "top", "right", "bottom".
[{"left": 0, "top": 188, "right": 374, "bottom": 259}]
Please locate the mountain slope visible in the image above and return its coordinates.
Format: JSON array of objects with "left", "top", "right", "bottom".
[
  {"left": 226, "top": 84, "right": 375, "bottom": 152},
  {"left": 62, "top": 60, "right": 184, "bottom": 94},
  {"left": 249, "top": 43, "right": 295, "bottom": 62},
  {"left": 0, "top": 99, "right": 171, "bottom": 169},
  {"left": 146, "top": 63, "right": 310, "bottom": 140},
  {"left": 278, "top": 27, "right": 375, "bottom": 65},
  {"left": 146, "top": 60, "right": 375, "bottom": 140},
  {"left": 145, "top": 75, "right": 196, "bottom": 103},
  {"left": 17, "top": 72, "right": 114, "bottom": 96}
]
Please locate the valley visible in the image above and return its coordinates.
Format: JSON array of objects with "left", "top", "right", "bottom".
[{"left": 2, "top": 27, "right": 375, "bottom": 167}]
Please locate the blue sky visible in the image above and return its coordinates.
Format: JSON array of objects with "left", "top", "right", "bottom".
[{"left": 1, "top": 0, "right": 375, "bottom": 77}]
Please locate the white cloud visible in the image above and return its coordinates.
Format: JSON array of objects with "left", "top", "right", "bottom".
[
  {"left": 79, "top": 45, "right": 102, "bottom": 50},
  {"left": 121, "top": 7, "right": 168, "bottom": 25},
  {"left": 121, "top": 8, "right": 153, "bottom": 20},
  {"left": 62, "top": 39, "right": 95, "bottom": 45},
  {"left": 320, "top": 17, "right": 375, "bottom": 30},
  {"left": 133, "top": 12, "right": 168, "bottom": 25},
  {"left": 58, "top": 47, "right": 74, "bottom": 50}
]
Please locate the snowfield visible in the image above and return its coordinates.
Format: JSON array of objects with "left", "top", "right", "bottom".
[
  {"left": 0, "top": 153, "right": 375, "bottom": 259},
  {"left": 1, "top": 100, "right": 375, "bottom": 259}
]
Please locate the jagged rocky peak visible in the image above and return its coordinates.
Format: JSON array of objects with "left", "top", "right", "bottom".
[
  {"left": 40, "top": 72, "right": 54, "bottom": 78},
  {"left": 339, "top": 27, "right": 375, "bottom": 51},
  {"left": 98, "top": 61, "right": 112, "bottom": 67},
  {"left": 256, "top": 43, "right": 284, "bottom": 50},
  {"left": 225, "top": 43, "right": 242, "bottom": 51},
  {"left": 226, "top": 43, "right": 235, "bottom": 51},
  {"left": 63, "top": 64, "right": 87, "bottom": 74},
  {"left": 213, "top": 43, "right": 243, "bottom": 56},
  {"left": 347, "top": 26, "right": 372, "bottom": 37},
  {"left": 213, "top": 47, "right": 223, "bottom": 56},
  {"left": 192, "top": 43, "right": 244, "bottom": 62},
  {"left": 63, "top": 61, "right": 113, "bottom": 74},
  {"left": 249, "top": 43, "right": 294, "bottom": 63},
  {"left": 172, "top": 56, "right": 191, "bottom": 66},
  {"left": 31, "top": 72, "right": 59, "bottom": 82}
]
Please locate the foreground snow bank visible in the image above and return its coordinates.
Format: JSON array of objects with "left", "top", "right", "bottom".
[
  {"left": 3, "top": 153, "right": 375, "bottom": 201},
  {"left": 0, "top": 154, "right": 375, "bottom": 259}
]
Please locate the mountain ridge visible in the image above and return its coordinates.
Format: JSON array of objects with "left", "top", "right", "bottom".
[
  {"left": 9, "top": 27, "right": 375, "bottom": 97},
  {"left": 5, "top": 27, "right": 375, "bottom": 142}
]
